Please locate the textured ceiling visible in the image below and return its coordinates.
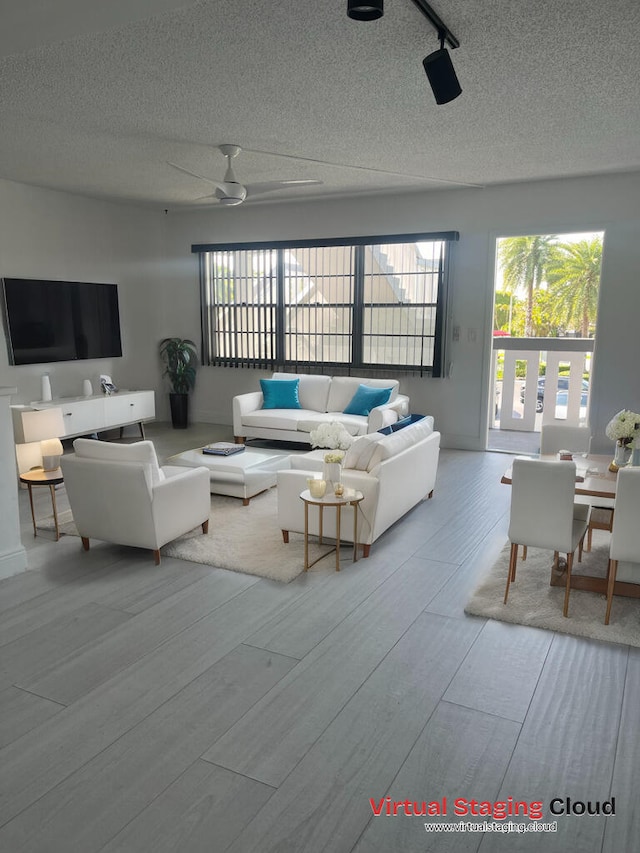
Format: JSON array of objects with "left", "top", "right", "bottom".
[{"left": 1, "top": 0, "right": 640, "bottom": 209}]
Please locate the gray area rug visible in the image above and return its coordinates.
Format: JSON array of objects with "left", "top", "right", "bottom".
[
  {"left": 465, "top": 531, "right": 640, "bottom": 647},
  {"left": 42, "top": 489, "right": 329, "bottom": 583}
]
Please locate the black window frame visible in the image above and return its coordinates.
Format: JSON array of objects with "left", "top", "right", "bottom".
[{"left": 193, "top": 230, "right": 458, "bottom": 377}]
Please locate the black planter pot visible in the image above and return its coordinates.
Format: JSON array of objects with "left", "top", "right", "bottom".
[{"left": 169, "top": 393, "right": 189, "bottom": 429}]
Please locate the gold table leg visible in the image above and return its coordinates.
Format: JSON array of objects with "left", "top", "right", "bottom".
[
  {"left": 335, "top": 504, "right": 341, "bottom": 572},
  {"left": 304, "top": 500, "right": 309, "bottom": 571},
  {"left": 352, "top": 500, "right": 359, "bottom": 563},
  {"left": 27, "top": 484, "right": 37, "bottom": 538},
  {"left": 49, "top": 483, "right": 60, "bottom": 541}
]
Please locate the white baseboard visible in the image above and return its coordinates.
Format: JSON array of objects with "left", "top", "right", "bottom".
[{"left": 0, "top": 545, "right": 28, "bottom": 579}]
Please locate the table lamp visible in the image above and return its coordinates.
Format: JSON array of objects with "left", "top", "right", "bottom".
[{"left": 21, "top": 408, "right": 66, "bottom": 471}]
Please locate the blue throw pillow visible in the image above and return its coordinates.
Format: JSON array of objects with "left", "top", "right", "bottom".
[
  {"left": 260, "top": 378, "right": 302, "bottom": 409},
  {"left": 343, "top": 384, "right": 393, "bottom": 416}
]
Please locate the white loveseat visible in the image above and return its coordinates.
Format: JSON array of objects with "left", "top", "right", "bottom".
[
  {"left": 277, "top": 418, "right": 440, "bottom": 557},
  {"left": 233, "top": 372, "right": 410, "bottom": 445}
]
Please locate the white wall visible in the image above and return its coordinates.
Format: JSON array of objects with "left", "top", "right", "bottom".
[
  {"left": 2, "top": 171, "right": 639, "bottom": 454},
  {"left": 164, "top": 171, "right": 640, "bottom": 452},
  {"left": 0, "top": 178, "right": 166, "bottom": 409}
]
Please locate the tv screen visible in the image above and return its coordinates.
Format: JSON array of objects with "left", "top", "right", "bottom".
[{"left": 2, "top": 278, "right": 123, "bottom": 365}]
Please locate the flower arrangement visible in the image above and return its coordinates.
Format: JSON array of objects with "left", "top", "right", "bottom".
[
  {"left": 324, "top": 451, "right": 345, "bottom": 464},
  {"left": 309, "top": 421, "right": 354, "bottom": 450},
  {"left": 605, "top": 410, "right": 640, "bottom": 444}
]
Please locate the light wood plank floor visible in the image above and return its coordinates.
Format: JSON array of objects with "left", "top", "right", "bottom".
[{"left": 0, "top": 422, "right": 633, "bottom": 853}]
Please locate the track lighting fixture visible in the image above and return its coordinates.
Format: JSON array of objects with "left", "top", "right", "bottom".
[
  {"left": 423, "top": 33, "right": 462, "bottom": 104},
  {"left": 347, "top": 0, "right": 461, "bottom": 104},
  {"left": 347, "top": 0, "right": 384, "bottom": 21}
]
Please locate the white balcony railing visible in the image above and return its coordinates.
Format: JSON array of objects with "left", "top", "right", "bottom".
[{"left": 491, "top": 337, "right": 595, "bottom": 432}]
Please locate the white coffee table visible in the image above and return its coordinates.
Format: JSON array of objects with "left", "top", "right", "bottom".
[{"left": 167, "top": 446, "right": 291, "bottom": 505}]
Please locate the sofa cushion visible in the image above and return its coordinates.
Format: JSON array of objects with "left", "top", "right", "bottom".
[
  {"left": 343, "top": 384, "right": 393, "bottom": 416},
  {"left": 260, "top": 378, "right": 301, "bottom": 409},
  {"left": 243, "top": 409, "right": 315, "bottom": 430},
  {"left": 326, "top": 376, "right": 399, "bottom": 412},
  {"left": 376, "top": 419, "right": 435, "bottom": 462},
  {"left": 72, "top": 438, "right": 165, "bottom": 484},
  {"left": 297, "top": 413, "right": 368, "bottom": 436},
  {"left": 342, "top": 433, "right": 386, "bottom": 471},
  {"left": 272, "top": 372, "right": 331, "bottom": 411}
]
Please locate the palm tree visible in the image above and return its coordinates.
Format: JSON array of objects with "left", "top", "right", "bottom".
[
  {"left": 546, "top": 238, "right": 602, "bottom": 337},
  {"left": 498, "top": 235, "right": 557, "bottom": 337}
]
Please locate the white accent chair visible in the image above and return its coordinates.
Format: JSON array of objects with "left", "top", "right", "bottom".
[
  {"left": 505, "top": 458, "right": 590, "bottom": 617},
  {"left": 605, "top": 468, "right": 640, "bottom": 625},
  {"left": 540, "top": 423, "right": 614, "bottom": 551},
  {"left": 60, "top": 439, "right": 211, "bottom": 564}
]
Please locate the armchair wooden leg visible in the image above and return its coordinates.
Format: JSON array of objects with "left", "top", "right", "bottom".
[
  {"left": 153, "top": 549, "right": 161, "bottom": 565},
  {"left": 605, "top": 559, "right": 618, "bottom": 625},
  {"left": 563, "top": 552, "right": 574, "bottom": 617},
  {"left": 282, "top": 530, "right": 289, "bottom": 543},
  {"left": 81, "top": 537, "right": 90, "bottom": 551},
  {"left": 202, "top": 520, "right": 209, "bottom": 534},
  {"left": 521, "top": 545, "right": 527, "bottom": 562},
  {"left": 586, "top": 524, "right": 593, "bottom": 552},
  {"left": 511, "top": 544, "right": 518, "bottom": 581},
  {"left": 362, "top": 544, "right": 370, "bottom": 558},
  {"left": 235, "top": 436, "right": 245, "bottom": 444},
  {"left": 505, "top": 542, "right": 518, "bottom": 604}
]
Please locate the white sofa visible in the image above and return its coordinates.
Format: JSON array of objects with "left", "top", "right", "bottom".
[
  {"left": 233, "top": 372, "right": 410, "bottom": 444},
  {"left": 61, "top": 439, "right": 211, "bottom": 564},
  {"left": 277, "top": 418, "right": 440, "bottom": 556}
]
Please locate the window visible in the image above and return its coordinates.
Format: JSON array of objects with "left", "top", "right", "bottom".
[{"left": 194, "top": 231, "right": 458, "bottom": 376}]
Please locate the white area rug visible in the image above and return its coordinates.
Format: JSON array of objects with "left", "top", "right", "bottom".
[
  {"left": 465, "top": 532, "right": 640, "bottom": 648},
  {"left": 42, "top": 489, "right": 327, "bottom": 583}
]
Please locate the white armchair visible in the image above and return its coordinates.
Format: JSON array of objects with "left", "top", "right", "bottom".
[
  {"left": 60, "top": 439, "right": 211, "bottom": 564},
  {"left": 506, "top": 458, "right": 590, "bottom": 617}
]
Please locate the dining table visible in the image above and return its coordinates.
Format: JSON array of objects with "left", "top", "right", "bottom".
[{"left": 501, "top": 453, "right": 640, "bottom": 600}]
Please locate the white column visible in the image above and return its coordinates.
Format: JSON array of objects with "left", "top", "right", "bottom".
[{"left": 0, "top": 387, "right": 28, "bottom": 578}]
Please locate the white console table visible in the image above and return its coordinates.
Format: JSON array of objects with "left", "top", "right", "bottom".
[{"left": 12, "top": 390, "right": 156, "bottom": 443}]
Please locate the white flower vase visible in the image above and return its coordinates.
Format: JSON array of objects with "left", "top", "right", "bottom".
[
  {"left": 323, "top": 461, "right": 342, "bottom": 493},
  {"left": 610, "top": 440, "right": 631, "bottom": 472}
]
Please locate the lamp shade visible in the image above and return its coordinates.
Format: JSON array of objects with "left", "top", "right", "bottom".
[
  {"left": 347, "top": 0, "right": 383, "bottom": 21},
  {"left": 21, "top": 408, "right": 66, "bottom": 471},
  {"left": 423, "top": 48, "right": 462, "bottom": 104},
  {"left": 21, "top": 408, "right": 65, "bottom": 443}
]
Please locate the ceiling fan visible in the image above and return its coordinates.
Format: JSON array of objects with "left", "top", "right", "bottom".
[{"left": 168, "top": 144, "right": 323, "bottom": 206}]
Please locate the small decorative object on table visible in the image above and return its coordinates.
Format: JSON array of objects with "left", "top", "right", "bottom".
[
  {"left": 605, "top": 409, "right": 640, "bottom": 472},
  {"left": 203, "top": 442, "right": 245, "bottom": 456},
  {"left": 307, "top": 477, "right": 327, "bottom": 499},
  {"left": 323, "top": 450, "right": 344, "bottom": 493},
  {"left": 334, "top": 482, "right": 345, "bottom": 497}
]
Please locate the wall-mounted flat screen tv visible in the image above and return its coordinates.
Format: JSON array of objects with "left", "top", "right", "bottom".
[{"left": 2, "top": 278, "right": 123, "bottom": 365}]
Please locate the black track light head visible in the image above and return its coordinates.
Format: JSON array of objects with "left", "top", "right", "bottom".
[
  {"left": 423, "top": 46, "right": 462, "bottom": 104},
  {"left": 347, "top": 0, "right": 384, "bottom": 21}
]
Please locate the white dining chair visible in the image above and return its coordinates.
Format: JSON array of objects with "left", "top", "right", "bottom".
[
  {"left": 539, "top": 424, "right": 591, "bottom": 455},
  {"left": 506, "top": 458, "right": 590, "bottom": 617},
  {"left": 540, "top": 423, "right": 613, "bottom": 551},
  {"left": 604, "top": 467, "right": 640, "bottom": 625}
]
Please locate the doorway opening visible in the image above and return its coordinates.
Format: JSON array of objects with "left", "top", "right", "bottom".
[{"left": 489, "top": 231, "right": 604, "bottom": 453}]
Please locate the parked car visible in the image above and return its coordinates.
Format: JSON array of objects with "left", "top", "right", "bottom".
[
  {"left": 520, "top": 376, "right": 589, "bottom": 412},
  {"left": 554, "top": 389, "right": 589, "bottom": 421}
]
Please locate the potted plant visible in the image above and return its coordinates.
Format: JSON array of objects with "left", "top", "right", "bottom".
[{"left": 159, "top": 337, "right": 199, "bottom": 429}]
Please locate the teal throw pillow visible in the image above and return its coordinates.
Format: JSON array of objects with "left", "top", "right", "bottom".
[
  {"left": 343, "top": 384, "right": 393, "bottom": 416},
  {"left": 260, "top": 378, "right": 302, "bottom": 409}
]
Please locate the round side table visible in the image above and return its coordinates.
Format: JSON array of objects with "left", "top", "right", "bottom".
[
  {"left": 299, "top": 488, "right": 364, "bottom": 571},
  {"left": 19, "top": 468, "right": 64, "bottom": 541}
]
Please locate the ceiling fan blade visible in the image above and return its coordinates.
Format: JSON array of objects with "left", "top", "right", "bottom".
[
  {"left": 243, "top": 148, "right": 483, "bottom": 188},
  {"left": 167, "top": 161, "right": 225, "bottom": 191},
  {"left": 246, "top": 179, "right": 323, "bottom": 197}
]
